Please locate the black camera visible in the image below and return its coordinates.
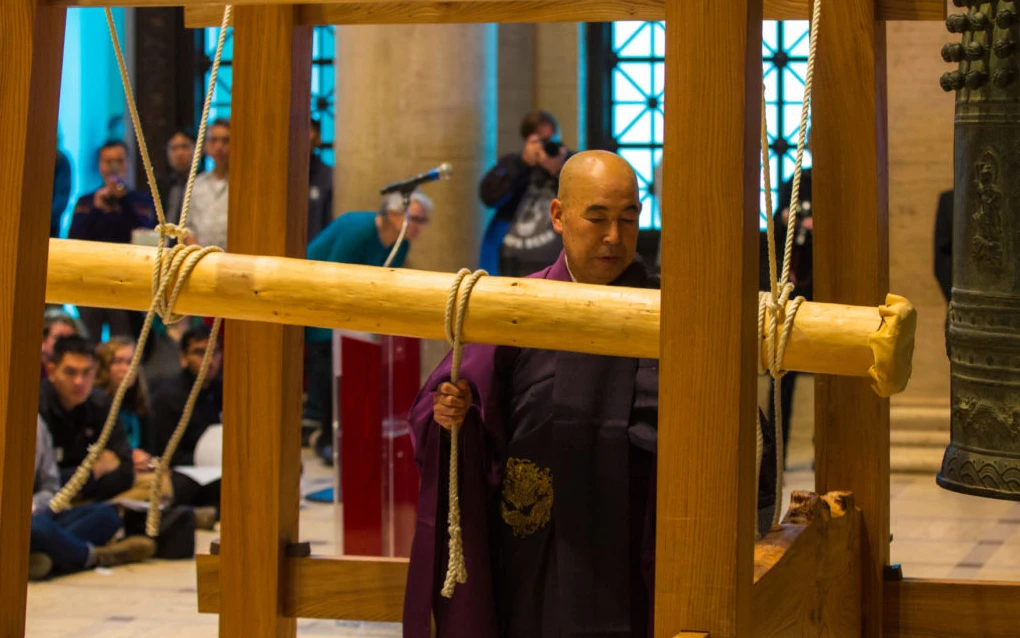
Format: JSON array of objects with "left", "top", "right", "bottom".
[{"left": 543, "top": 139, "right": 563, "bottom": 157}]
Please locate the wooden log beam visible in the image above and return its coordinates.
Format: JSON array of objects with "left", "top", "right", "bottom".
[
  {"left": 171, "top": 0, "right": 947, "bottom": 28},
  {"left": 217, "top": 6, "right": 310, "bottom": 637},
  {"left": 752, "top": 491, "right": 861, "bottom": 636},
  {"left": 884, "top": 578, "right": 1020, "bottom": 638},
  {"left": 0, "top": 1, "right": 66, "bottom": 634},
  {"left": 44, "top": 238, "right": 905, "bottom": 380}
]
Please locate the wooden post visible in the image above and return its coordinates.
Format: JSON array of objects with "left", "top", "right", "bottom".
[
  {"left": 813, "top": 0, "right": 890, "bottom": 636},
  {"left": 657, "top": 1, "right": 762, "bottom": 637},
  {"left": 219, "top": 6, "right": 311, "bottom": 637},
  {"left": 0, "top": 1, "right": 66, "bottom": 633}
]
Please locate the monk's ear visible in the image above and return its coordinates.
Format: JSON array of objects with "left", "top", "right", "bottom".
[{"left": 551, "top": 198, "right": 565, "bottom": 235}]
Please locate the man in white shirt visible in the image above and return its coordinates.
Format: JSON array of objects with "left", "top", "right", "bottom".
[{"left": 185, "top": 118, "right": 230, "bottom": 250}]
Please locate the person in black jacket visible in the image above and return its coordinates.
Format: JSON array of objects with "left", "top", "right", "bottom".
[
  {"left": 934, "top": 189, "right": 953, "bottom": 304},
  {"left": 308, "top": 118, "right": 334, "bottom": 244},
  {"left": 157, "top": 127, "right": 198, "bottom": 227},
  {"left": 479, "top": 110, "right": 570, "bottom": 276},
  {"left": 149, "top": 325, "right": 222, "bottom": 511},
  {"left": 38, "top": 336, "right": 134, "bottom": 502},
  {"left": 768, "top": 147, "right": 814, "bottom": 467}
]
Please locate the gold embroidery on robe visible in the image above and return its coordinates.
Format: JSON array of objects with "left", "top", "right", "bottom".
[{"left": 500, "top": 457, "right": 553, "bottom": 537}]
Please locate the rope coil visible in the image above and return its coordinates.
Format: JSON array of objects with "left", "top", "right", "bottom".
[
  {"left": 49, "top": 7, "right": 234, "bottom": 538},
  {"left": 440, "top": 268, "right": 487, "bottom": 598}
]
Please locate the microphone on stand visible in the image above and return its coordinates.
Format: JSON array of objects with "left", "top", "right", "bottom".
[{"left": 379, "top": 163, "right": 453, "bottom": 195}]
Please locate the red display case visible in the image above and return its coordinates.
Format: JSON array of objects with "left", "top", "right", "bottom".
[{"left": 337, "top": 331, "right": 421, "bottom": 557}]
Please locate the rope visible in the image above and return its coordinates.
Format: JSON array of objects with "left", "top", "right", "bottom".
[
  {"left": 49, "top": 7, "right": 234, "bottom": 537},
  {"left": 758, "top": 0, "right": 820, "bottom": 530},
  {"left": 439, "top": 268, "right": 487, "bottom": 598},
  {"left": 383, "top": 215, "right": 409, "bottom": 269}
]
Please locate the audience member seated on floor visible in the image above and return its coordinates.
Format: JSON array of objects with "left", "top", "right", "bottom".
[
  {"left": 150, "top": 325, "right": 222, "bottom": 515},
  {"left": 41, "top": 311, "right": 80, "bottom": 379},
  {"left": 30, "top": 415, "right": 156, "bottom": 581},
  {"left": 96, "top": 337, "right": 152, "bottom": 455},
  {"left": 98, "top": 336, "right": 217, "bottom": 530},
  {"left": 38, "top": 335, "right": 135, "bottom": 501}
]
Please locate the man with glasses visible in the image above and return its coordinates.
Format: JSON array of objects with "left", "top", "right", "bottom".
[{"left": 302, "top": 190, "right": 433, "bottom": 465}]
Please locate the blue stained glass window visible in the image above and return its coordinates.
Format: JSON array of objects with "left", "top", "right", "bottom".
[
  {"left": 199, "top": 26, "right": 336, "bottom": 167},
  {"left": 607, "top": 20, "right": 812, "bottom": 229}
]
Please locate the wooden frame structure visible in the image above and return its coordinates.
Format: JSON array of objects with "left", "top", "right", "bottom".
[{"left": 4, "top": 0, "right": 1020, "bottom": 636}]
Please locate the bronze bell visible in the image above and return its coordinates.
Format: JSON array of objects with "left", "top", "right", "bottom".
[{"left": 937, "top": 0, "right": 1020, "bottom": 500}]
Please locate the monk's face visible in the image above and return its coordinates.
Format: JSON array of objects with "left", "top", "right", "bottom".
[{"left": 550, "top": 152, "right": 641, "bottom": 285}]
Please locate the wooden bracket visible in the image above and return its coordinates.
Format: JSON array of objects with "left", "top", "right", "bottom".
[{"left": 752, "top": 491, "right": 862, "bottom": 636}]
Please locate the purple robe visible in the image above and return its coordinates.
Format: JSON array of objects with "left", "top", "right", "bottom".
[
  {"left": 403, "top": 252, "right": 659, "bottom": 638},
  {"left": 403, "top": 252, "right": 777, "bottom": 637}
]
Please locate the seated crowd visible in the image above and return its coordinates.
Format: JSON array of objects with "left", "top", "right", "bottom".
[{"left": 30, "top": 310, "right": 223, "bottom": 580}]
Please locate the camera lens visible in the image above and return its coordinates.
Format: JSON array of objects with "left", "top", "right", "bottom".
[{"left": 543, "top": 140, "right": 562, "bottom": 157}]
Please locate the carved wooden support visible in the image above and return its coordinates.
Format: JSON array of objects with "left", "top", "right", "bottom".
[{"left": 752, "top": 491, "right": 862, "bottom": 637}]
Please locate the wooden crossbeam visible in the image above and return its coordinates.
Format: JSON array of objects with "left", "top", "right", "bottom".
[
  {"left": 44, "top": 239, "right": 901, "bottom": 379},
  {"left": 196, "top": 554, "right": 409, "bottom": 621},
  {"left": 195, "top": 491, "right": 860, "bottom": 632},
  {"left": 195, "top": 497, "right": 1020, "bottom": 638},
  {"left": 884, "top": 578, "right": 1020, "bottom": 638},
  {"left": 171, "top": 0, "right": 947, "bottom": 28}
]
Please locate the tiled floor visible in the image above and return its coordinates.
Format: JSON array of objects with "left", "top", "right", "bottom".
[{"left": 24, "top": 375, "right": 1020, "bottom": 636}]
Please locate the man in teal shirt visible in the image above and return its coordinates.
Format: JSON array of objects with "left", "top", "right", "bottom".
[{"left": 304, "top": 191, "right": 433, "bottom": 465}]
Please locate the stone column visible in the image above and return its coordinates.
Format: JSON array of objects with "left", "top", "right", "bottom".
[
  {"left": 495, "top": 23, "right": 585, "bottom": 156},
  {"left": 497, "top": 24, "right": 535, "bottom": 156},
  {"left": 335, "top": 23, "right": 497, "bottom": 372},
  {"left": 883, "top": 14, "right": 955, "bottom": 473},
  {"left": 536, "top": 23, "right": 586, "bottom": 150}
]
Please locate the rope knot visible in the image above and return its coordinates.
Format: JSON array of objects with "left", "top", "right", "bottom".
[{"left": 155, "top": 223, "right": 190, "bottom": 240}]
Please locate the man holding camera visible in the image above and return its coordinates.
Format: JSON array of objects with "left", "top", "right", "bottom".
[
  {"left": 479, "top": 110, "right": 571, "bottom": 276},
  {"left": 69, "top": 140, "right": 156, "bottom": 340}
]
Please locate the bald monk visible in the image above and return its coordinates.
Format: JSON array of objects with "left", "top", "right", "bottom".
[{"left": 403, "top": 151, "right": 777, "bottom": 638}]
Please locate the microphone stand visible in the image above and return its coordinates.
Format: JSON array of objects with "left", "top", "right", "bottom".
[{"left": 382, "top": 189, "right": 412, "bottom": 269}]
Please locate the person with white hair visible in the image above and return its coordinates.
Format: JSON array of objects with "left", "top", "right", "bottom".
[{"left": 302, "top": 190, "right": 434, "bottom": 465}]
